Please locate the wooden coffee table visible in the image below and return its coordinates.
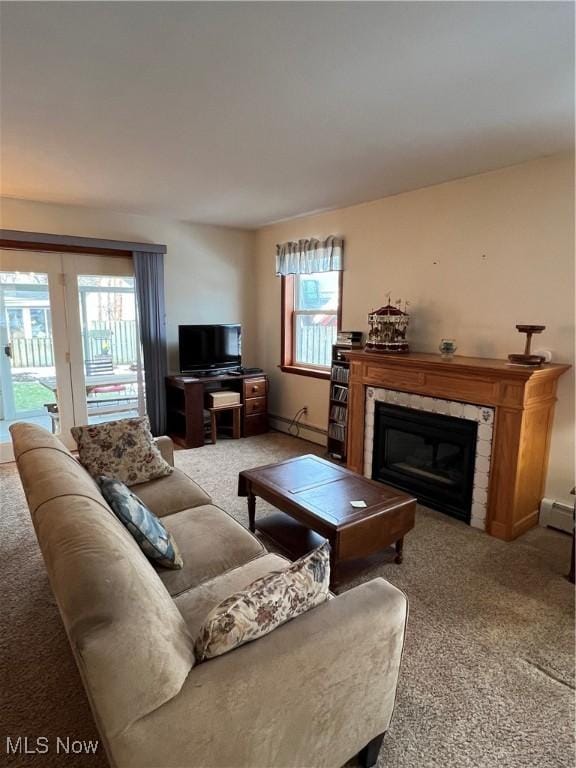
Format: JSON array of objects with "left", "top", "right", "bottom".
[{"left": 238, "top": 455, "right": 416, "bottom": 583}]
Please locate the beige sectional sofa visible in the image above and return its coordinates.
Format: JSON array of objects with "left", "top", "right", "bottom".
[{"left": 11, "top": 422, "right": 408, "bottom": 768}]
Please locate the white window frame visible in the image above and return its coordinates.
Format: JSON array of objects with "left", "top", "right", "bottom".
[{"left": 282, "top": 271, "right": 341, "bottom": 374}]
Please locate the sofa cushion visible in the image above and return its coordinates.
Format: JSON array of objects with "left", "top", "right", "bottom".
[
  {"left": 174, "top": 553, "right": 291, "bottom": 639},
  {"left": 10, "top": 424, "right": 105, "bottom": 520},
  {"left": 154, "top": 435, "right": 174, "bottom": 466},
  {"left": 19, "top": 489, "right": 195, "bottom": 741},
  {"left": 131, "top": 468, "right": 211, "bottom": 518},
  {"left": 10, "top": 421, "right": 76, "bottom": 461},
  {"left": 99, "top": 476, "right": 184, "bottom": 569},
  {"left": 71, "top": 416, "right": 173, "bottom": 486},
  {"left": 158, "top": 504, "right": 265, "bottom": 596},
  {"left": 11, "top": 424, "right": 196, "bottom": 737},
  {"left": 195, "top": 542, "right": 331, "bottom": 661},
  {"left": 13, "top": 445, "right": 103, "bottom": 520}
]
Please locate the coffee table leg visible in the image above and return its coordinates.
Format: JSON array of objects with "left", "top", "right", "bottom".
[
  {"left": 328, "top": 539, "right": 338, "bottom": 589},
  {"left": 247, "top": 491, "right": 256, "bottom": 533},
  {"left": 394, "top": 537, "right": 404, "bottom": 564}
]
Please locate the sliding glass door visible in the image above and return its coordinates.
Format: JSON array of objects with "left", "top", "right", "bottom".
[
  {"left": 0, "top": 251, "right": 74, "bottom": 460},
  {"left": 0, "top": 274, "right": 55, "bottom": 426},
  {"left": 61, "top": 254, "right": 145, "bottom": 431},
  {"left": 0, "top": 250, "right": 145, "bottom": 462}
]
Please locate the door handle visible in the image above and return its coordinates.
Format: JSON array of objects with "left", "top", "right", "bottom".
[{"left": 4, "top": 344, "right": 11, "bottom": 359}]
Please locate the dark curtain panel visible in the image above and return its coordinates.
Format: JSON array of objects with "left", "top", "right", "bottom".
[{"left": 133, "top": 251, "right": 168, "bottom": 436}]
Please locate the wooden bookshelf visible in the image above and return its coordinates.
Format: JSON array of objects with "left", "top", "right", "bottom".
[{"left": 326, "top": 344, "right": 352, "bottom": 461}]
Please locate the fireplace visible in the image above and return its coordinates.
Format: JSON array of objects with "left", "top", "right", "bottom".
[
  {"left": 346, "top": 351, "right": 569, "bottom": 540},
  {"left": 372, "top": 402, "right": 478, "bottom": 522},
  {"left": 364, "top": 387, "right": 495, "bottom": 529}
]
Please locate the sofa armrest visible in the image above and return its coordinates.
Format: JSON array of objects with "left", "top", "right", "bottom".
[
  {"left": 154, "top": 435, "right": 174, "bottom": 467},
  {"left": 111, "top": 578, "right": 408, "bottom": 768}
]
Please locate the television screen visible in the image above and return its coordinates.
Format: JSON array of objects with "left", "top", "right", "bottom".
[{"left": 179, "top": 324, "right": 242, "bottom": 372}]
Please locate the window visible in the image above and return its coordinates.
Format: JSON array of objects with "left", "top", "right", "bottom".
[
  {"left": 30, "top": 308, "right": 50, "bottom": 337},
  {"left": 7, "top": 308, "right": 24, "bottom": 338},
  {"left": 281, "top": 270, "right": 342, "bottom": 378}
]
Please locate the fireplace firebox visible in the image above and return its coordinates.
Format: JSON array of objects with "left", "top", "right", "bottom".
[{"left": 372, "top": 402, "right": 478, "bottom": 522}]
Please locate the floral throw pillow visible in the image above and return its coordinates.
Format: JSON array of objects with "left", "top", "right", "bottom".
[
  {"left": 195, "top": 542, "right": 331, "bottom": 662},
  {"left": 98, "top": 476, "right": 183, "bottom": 570},
  {"left": 71, "top": 417, "right": 173, "bottom": 486}
]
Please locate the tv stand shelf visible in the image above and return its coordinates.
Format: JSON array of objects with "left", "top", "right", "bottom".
[{"left": 166, "top": 372, "right": 269, "bottom": 448}]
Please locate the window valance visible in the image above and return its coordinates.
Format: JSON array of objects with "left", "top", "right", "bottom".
[{"left": 275, "top": 235, "right": 343, "bottom": 276}]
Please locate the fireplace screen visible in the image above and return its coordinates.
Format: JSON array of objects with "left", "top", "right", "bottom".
[{"left": 372, "top": 403, "right": 478, "bottom": 522}]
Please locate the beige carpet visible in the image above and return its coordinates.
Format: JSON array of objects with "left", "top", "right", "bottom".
[{"left": 0, "top": 431, "right": 574, "bottom": 768}]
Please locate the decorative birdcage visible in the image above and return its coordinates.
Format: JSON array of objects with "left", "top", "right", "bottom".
[{"left": 366, "top": 299, "right": 410, "bottom": 353}]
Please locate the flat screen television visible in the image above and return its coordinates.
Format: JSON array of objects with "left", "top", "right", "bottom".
[{"left": 179, "top": 324, "right": 242, "bottom": 373}]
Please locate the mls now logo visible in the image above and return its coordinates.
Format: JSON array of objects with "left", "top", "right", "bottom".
[{"left": 5, "top": 736, "right": 99, "bottom": 755}]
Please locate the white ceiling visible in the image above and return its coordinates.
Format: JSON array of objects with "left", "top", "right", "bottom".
[{"left": 1, "top": 2, "right": 574, "bottom": 229}]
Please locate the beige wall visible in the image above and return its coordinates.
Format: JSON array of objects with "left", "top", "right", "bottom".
[
  {"left": 2, "top": 155, "right": 573, "bottom": 503},
  {"left": 0, "top": 198, "right": 257, "bottom": 369},
  {"left": 255, "top": 154, "right": 575, "bottom": 503}
]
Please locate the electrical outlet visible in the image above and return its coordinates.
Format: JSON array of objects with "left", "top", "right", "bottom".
[{"left": 302, "top": 406, "right": 308, "bottom": 417}]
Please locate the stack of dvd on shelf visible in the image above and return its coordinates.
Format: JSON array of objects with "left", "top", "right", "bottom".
[
  {"left": 329, "top": 404, "right": 347, "bottom": 423},
  {"left": 335, "top": 330, "right": 363, "bottom": 348},
  {"left": 327, "top": 341, "right": 355, "bottom": 462},
  {"left": 328, "top": 422, "right": 346, "bottom": 442},
  {"left": 331, "top": 365, "right": 349, "bottom": 383},
  {"left": 331, "top": 384, "right": 348, "bottom": 402}
]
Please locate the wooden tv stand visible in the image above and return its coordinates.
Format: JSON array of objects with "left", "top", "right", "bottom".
[{"left": 166, "top": 372, "right": 269, "bottom": 448}]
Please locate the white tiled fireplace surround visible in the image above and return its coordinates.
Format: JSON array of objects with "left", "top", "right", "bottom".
[{"left": 363, "top": 387, "right": 495, "bottom": 530}]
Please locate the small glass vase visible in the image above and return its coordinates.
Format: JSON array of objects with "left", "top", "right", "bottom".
[{"left": 439, "top": 339, "right": 457, "bottom": 360}]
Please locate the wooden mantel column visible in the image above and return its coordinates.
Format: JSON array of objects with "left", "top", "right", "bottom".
[{"left": 344, "top": 351, "right": 570, "bottom": 541}]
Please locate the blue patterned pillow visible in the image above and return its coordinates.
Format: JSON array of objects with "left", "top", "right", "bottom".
[{"left": 98, "top": 476, "right": 183, "bottom": 570}]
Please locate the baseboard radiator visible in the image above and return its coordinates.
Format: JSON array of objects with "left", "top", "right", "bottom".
[
  {"left": 539, "top": 497, "right": 574, "bottom": 534},
  {"left": 269, "top": 414, "right": 327, "bottom": 446}
]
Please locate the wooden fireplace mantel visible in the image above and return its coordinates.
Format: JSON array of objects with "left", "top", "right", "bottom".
[{"left": 344, "top": 350, "right": 571, "bottom": 541}]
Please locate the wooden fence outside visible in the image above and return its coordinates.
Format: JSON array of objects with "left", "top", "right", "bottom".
[
  {"left": 12, "top": 320, "right": 138, "bottom": 369},
  {"left": 295, "top": 323, "right": 336, "bottom": 368}
]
